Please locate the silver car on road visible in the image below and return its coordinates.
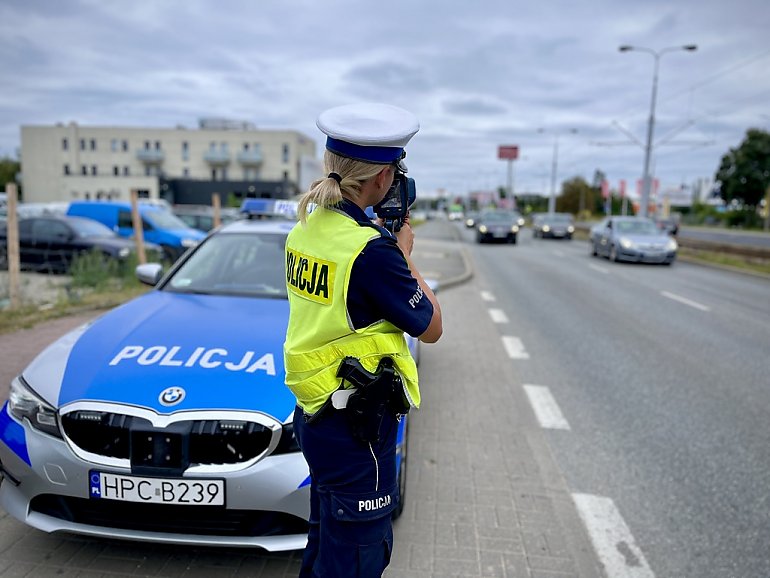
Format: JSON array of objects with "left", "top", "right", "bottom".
[{"left": 590, "top": 216, "right": 677, "bottom": 265}]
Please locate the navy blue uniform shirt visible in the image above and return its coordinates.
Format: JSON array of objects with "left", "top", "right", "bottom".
[{"left": 338, "top": 200, "right": 433, "bottom": 338}]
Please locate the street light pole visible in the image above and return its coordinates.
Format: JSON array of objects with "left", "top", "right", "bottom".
[
  {"left": 619, "top": 44, "right": 697, "bottom": 218},
  {"left": 539, "top": 128, "right": 577, "bottom": 215}
]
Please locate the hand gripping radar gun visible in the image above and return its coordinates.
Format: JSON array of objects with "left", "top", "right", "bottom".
[{"left": 373, "top": 173, "right": 416, "bottom": 233}]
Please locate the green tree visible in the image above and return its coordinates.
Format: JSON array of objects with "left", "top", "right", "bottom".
[
  {"left": 556, "top": 176, "right": 594, "bottom": 215},
  {"left": 0, "top": 157, "right": 21, "bottom": 194},
  {"left": 715, "top": 129, "right": 770, "bottom": 207}
]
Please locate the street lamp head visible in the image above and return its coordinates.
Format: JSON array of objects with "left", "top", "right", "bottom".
[
  {"left": 618, "top": 45, "right": 633, "bottom": 52},
  {"left": 683, "top": 44, "right": 698, "bottom": 51}
]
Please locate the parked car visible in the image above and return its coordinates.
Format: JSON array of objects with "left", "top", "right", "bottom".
[
  {"left": 172, "top": 205, "right": 241, "bottom": 232},
  {"left": 532, "top": 212, "right": 575, "bottom": 239},
  {"left": 0, "top": 218, "right": 415, "bottom": 550},
  {"left": 66, "top": 201, "right": 205, "bottom": 262},
  {"left": 475, "top": 211, "right": 520, "bottom": 244},
  {"left": 0, "top": 215, "right": 159, "bottom": 273},
  {"left": 654, "top": 216, "right": 680, "bottom": 236},
  {"left": 590, "top": 216, "right": 677, "bottom": 264}
]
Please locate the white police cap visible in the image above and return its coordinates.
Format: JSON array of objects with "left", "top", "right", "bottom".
[{"left": 317, "top": 103, "right": 419, "bottom": 171}]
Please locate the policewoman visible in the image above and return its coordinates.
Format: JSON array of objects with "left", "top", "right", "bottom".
[{"left": 284, "top": 102, "right": 442, "bottom": 577}]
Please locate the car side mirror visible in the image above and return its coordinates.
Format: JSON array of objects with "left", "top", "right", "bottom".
[{"left": 135, "top": 263, "right": 164, "bottom": 286}]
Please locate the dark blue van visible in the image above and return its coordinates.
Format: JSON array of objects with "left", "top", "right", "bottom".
[{"left": 66, "top": 201, "right": 206, "bottom": 261}]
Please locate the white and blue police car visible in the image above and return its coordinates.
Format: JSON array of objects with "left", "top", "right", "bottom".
[{"left": 0, "top": 215, "right": 414, "bottom": 550}]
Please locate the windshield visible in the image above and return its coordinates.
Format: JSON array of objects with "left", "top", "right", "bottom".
[
  {"left": 481, "top": 212, "right": 516, "bottom": 222},
  {"left": 549, "top": 214, "right": 573, "bottom": 223},
  {"left": 146, "top": 209, "right": 195, "bottom": 230},
  {"left": 615, "top": 219, "right": 658, "bottom": 235},
  {"left": 165, "top": 232, "right": 287, "bottom": 298}
]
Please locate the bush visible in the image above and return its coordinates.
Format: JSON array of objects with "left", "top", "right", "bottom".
[{"left": 70, "top": 250, "right": 143, "bottom": 291}]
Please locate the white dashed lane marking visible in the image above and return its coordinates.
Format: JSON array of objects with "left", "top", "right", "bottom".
[
  {"left": 523, "top": 385, "right": 570, "bottom": 430},
  {"left": 488, "top": 308, "right": 509, "bottom": 323},
  {"left": 501, "top": 336, "right": 529, "bottom": 359},
  {"left": 589, "top": 263, "right": 609, "bottom": 274},
  {"left": 480, "top": 291, "right": 496, "bottom": 302},
  {"left": 573, "top": 493, "right": 655, "bottom": 578},
  {"left": 660, "top": 291, "right": 710, "bottom": 312}
]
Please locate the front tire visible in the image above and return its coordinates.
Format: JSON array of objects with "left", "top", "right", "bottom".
[{"left": 609, "top": 245, "right": 619, "bottom": 262}]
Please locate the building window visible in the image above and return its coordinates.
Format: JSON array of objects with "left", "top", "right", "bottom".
[
  {"left": 144, "top": 140, "right": 150, "bottom": 150},
  {"left": 209, "top": 142, "right": 216, "bottom": 151},
  {"left": 64, "top": 164, "right": 70, "bottom": 175},
  {"left": 220, "top": 142, "right": 228, "bottom": 153},
  {"left": 222, "top": 168, "right": 228, "bottom": 180},
  {"left": 243, "top": 143, "right": 249, "bottom": 151},
  {"left": 91, "top": 165, "right": 97, "bottom": 176},
  {"left": 154, "top": 140, "right": 161, "bottom": 150},
  {"left": 122, "top": 139, "right": 128, "bottom": 152},
  {"left": 62, "top": 138, "right": 68, "bottom": 151},
  {"left": 113, "top": 166, "right": 119, "bottom": 176},
  {"left": 145, "top": 165, "right": 151, "bottom": 177},
  {"left": 211, "top": 168, "right": 217, "bottom": 180},
  {"left": 90, "top": 139, "right": 96, "bottom": 151},
  {"left": 123, "top": 166, "right": 130, "bottom": 176},
  {"left": 282, "top": 144, "right": 290, "bottom": 163},
  {"left": 81, "top": 165, "right": 87, "bottom": 175},
  {"left": 283, "top": 170, "right": 289, "bottom": 180},
  {"left": 80, "top": 139, "right": 86, "bottom": 151},
  {"left": 183, "top": 168, "right": 189, "bottom": 177},
  {"left": 182, "top": 141, "right": 189, "bottom": 161},
  {"left": 111, "top": 139, "right": 118, "bottom": 152}
]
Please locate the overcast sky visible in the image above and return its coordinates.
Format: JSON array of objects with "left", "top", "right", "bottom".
[{"left": 1, "top": 0, "right": 768, "bottom": 198}]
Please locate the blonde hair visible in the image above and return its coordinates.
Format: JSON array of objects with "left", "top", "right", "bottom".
[{"left": 297, "top": 150, "right": 386, "bottom": 223}]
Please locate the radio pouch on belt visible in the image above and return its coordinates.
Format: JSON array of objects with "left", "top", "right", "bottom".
[{"left": 337, "top": 356, "right": 402, "bottom": 444}]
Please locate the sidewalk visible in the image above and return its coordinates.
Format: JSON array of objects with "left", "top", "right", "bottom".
[{"left": 387, "top": 219, "right": 600, "bottom": 577}]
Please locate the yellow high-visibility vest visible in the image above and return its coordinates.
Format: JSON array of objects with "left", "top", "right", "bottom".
[{"left": 283, "top": 207, "right": 420, "bottom": 414}]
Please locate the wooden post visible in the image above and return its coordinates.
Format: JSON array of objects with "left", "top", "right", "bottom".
[
  {"left": 129, "top": 190, "right": 147, "bottom": 264},
  {"left": 5, "top": 183, "right": 20, "bottom": 309},
  {"left": 212, "top": 193, "right": 221, "bottom": 228}
]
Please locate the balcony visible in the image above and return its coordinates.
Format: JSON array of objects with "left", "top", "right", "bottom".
[
  {"left": 136, "top": 149, "right": 165, "bottom": 164},
  {"left": 204, "top": 150, "right": 232, "bottom": 165},
  {"left": 237, "top": 149, "right": 263, "bottom": 166}
]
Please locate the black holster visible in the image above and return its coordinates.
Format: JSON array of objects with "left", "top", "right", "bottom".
[{"left": 336, "top": 356, "right": 410, "bottom": 444}]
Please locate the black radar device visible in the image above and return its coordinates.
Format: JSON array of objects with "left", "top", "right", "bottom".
[{"left": 373, "top": 173, "right": 416, "bottom": 233}]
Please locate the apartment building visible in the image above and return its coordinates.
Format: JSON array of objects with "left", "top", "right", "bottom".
[{"left": 20, "top": 119, "right": 320, "bottom": 204}]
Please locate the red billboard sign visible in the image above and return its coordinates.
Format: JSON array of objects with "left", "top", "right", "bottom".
[{"left": 498, "top": 145, "right": 519, "bottom": 160}]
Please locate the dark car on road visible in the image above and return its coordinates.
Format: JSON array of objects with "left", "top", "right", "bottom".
[
  {"left": 532, "top": 212, "right": 575, "bottom": 239},
  {"left": 475, "top": 211, "right": 520, "bottom": 244},
  {"left": 172, "top": 205, "right": 241, "bottom": 232},
  {"left": 590, "top": 216, "right": 677, "bottom": 265},
  {"left": 0, "top": 215, "right": 158, "bottom": 273}
]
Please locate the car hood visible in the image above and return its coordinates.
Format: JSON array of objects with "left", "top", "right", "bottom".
[
  {"left": 618, "top": 233, "right": 671, "bottom": 246},
  {"left": 23, "top": 291, "right": 295, "bottom": 420}
]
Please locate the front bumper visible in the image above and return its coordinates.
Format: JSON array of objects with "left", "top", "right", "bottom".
[
  {"left": 617, "top": 248, "right": 676, "bottom": 264},
  {"left": 0, "top": 403, "right": 310, "bottom": 550}
]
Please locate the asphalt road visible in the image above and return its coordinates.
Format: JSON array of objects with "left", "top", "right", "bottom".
[{"left": 455, "top": 222, "right": 770, "bottom": 578}]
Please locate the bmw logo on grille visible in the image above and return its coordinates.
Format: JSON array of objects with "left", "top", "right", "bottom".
[{"left": 159, "top": 386, "right": 186, "bottom": 406}]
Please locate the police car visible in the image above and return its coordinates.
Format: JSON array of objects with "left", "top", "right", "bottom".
[{"left": 0, "top": 216, "right": 414, "bottom": 550}]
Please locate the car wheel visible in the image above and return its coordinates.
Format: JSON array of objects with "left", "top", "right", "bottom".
[
  {"left": 590, "top": 241, "right": 598, "bottom": 257},
  {"left": 392, "top": 418, "right": 409, "bottom": 520},
  {"left": 476, "top": 234, "right": 483, "bottom": 244},
  {"left": 609, "top": 244, "right": 619, "bottom": 262}
]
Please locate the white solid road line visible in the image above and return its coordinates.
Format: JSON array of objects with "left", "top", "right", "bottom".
[
  {"left": 660, "top": 291, "right": 711, "bottom": 312},
  {"left": 522, "top": 385, "right": 571, "bottom": 430},
  {"left": 488, "top": 308, "right": 509, "bottom": 323},
  {"left": 502, "top": 336, "right": 530, "bottom": 359},
  {"left": 572, "top": 493, "right": 655, "bottom": 578},
  {"left": 480, "top": 290, "right": 495, "bottom": 302},
  {"left": 589, "top": 263, "right": 609, "bottom": 274}
]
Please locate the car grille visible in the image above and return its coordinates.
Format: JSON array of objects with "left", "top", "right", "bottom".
[
  {"left": 30, "top": 495, "right": 308, "bottom": 537},
  {"left": 60, "top": 410, "right": 276, "bottom": 473}
]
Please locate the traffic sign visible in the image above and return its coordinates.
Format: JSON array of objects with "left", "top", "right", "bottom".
[{"left": 498, "top": 145, "right": 519, "bottom": 160}]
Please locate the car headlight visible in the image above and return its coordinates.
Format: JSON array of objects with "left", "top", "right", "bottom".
[
  {"left": 8, "top": 377, "right": 62, "bottom": 439},
  {"left": 666, "top": 239, "right": 678, "bottom": 251},
  {"left": 511, "top": 225, "right": 519, "bottom": 233},
  {"left": 273, "top": 420, "right": 301, "bottom": 455},
  {"left": 518, "top": 218, "right": 525, "bottom": 227},
  {"left": 479, "top": 225, "right": 488, "bottom": 233},
  {"left": 465, "top": 219, "right": 474, "bottom": 227},
  {"left": 542, "top": 225, "right": 550, "bottom": 232},
  {"left": 118, "top": 247, "right": 131, "bottom": 259},
  {"left": 181, "top": 238, "right": 199, "bottom": 248},
  {"left": 567, "top": 225, "right": 575, "bottom": 233},
  {"left": 619, "top": 237, "right": 634, "bottom": 249}
]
